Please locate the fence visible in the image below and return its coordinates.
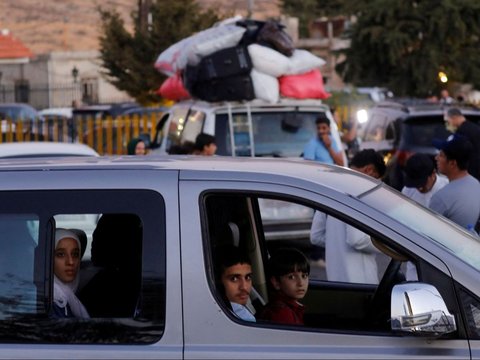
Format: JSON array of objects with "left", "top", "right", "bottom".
[{"left": 0, "top": 113, "right": 161, "bottom": 155}]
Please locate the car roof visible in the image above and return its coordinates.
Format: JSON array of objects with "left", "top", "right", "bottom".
[
  {"left": 174, "top": 99, "right": 330, "bottom": 112},
  {"left": 373, "top": 99, "right": 480, "bottom": 117},
  {"left": 0, "top": 142, "right": 99, "bottom": 158},
  {"left": 0, "top": 103, "right": 36, "bottom": 109},
  {"left": 0, "top": 155, "right": 379, "bottom": 197},
  {"left": 38, "top": 108, "right": 73, "bottom": 118}
]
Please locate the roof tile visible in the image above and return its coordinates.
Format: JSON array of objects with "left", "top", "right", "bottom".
[{"left": 0, "top": 31, "right": 34, "bottom": 60}]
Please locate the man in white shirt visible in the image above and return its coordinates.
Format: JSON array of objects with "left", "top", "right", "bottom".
[
  {"left": 401, "top": 153, "right": 448, "bottom": 207},
  {"left": 310, "top": 149, "right": 386, "bottom": 284}
]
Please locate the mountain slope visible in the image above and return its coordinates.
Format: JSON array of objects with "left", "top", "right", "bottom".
[{"left": 1, "top": 0, "right": 280, "bottom": 55}]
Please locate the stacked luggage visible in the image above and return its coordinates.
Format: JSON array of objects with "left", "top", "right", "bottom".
[{"left": 155, "top": 18, "right": 330, "bottom": 103}]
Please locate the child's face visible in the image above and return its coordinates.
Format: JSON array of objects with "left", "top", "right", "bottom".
[
  {"left": 272, "top": 270, "right": 309, "bottom": 301},
  {"left": 221, "top": 263, "right": 252, "bottom": 305}
]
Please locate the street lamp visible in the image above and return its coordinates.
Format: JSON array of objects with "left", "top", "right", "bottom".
[
  {"left": 72, "top": 66, "right": 79, "bottom": 83},
  {"left": 438, "top": 71, "right": 448, "bottom": 83}
]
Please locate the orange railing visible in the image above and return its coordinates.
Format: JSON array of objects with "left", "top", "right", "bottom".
[{"left": 0, "top": 113, "right": 161, "bottom": 155}]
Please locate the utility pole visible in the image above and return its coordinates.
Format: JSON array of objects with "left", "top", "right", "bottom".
[
  {"left": 138, "top": 0, "right": 152, "bottom": 34},
  {"left": 247, "top": 0, "right": 254, "bottom": 18}
]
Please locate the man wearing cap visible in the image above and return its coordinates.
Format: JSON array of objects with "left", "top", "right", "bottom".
[
  {"left": 445, "top": 107, "right": 480, "bottom": 181},
  {"left": 429, "top": 134, "right": 480, "bottom": 230},
  {"left": 402, "top": 153, "right": 448, "bottom": 207}
]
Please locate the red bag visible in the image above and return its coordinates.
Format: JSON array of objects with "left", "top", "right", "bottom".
[
  {"left": 279, "top": 69, "right": 331, "bottom": 99},
  {"left": 157, "top": 73, "right": 190, "bottom": 101}
]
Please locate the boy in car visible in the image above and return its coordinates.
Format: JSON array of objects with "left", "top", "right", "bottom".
[
  {"left": 218, "top": 249, "right": 256, "bottom": 322},
  {"left": 258, "top": 248, "right": 310, "bottom": 325}
]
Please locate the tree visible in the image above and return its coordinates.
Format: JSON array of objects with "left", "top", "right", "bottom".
[
  {"left": 98, "top": 0, "right": 220, "bottom": 104},
  {"left": 336, "top": 0, "right": 480, "bottom": 97}
]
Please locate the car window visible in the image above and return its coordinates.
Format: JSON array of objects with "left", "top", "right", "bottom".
[
  {"left": 202, "top": 192, "right": 461, "bottom": 335},
  {"left": 402, "top": 115, "right": 452, "bottom": 147},
  {"left": 0, "top": 190, "right": 165, "bottom": 344},
  {"left": 166, "top": 107, "right": 205, "bottom": 151},
  {"left": 360, "top": 185, "right": 480, "bottom": 271},
  {"left": 363, "top": 113, "right": 388, "bottom": 141},
  {"left": 215, "top": 111, "right": 324, "bottom": 157}
]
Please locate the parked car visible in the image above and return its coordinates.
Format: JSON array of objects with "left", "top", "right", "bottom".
[
  {"left": 358, "top": 99, "right": 480, "bottom": 189},
  {"left": 0, "top": 142, "right": 99, "bottom": 159},
  {"left": 0, "top": 155, "right": 479, "bottom": 358},
  {"left": 0, "top": 103, "right": 45, "bottom": 140}
]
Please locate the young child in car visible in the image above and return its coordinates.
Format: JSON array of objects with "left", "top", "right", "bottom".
[{"left": 258, "top": 247, "right": 310, "bottom": 325}]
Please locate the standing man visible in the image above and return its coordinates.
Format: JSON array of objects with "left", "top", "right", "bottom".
[
  {"left": 303, "top": 116, "right": 344, "bottom": 166},
  {"left": 310, "top": 149, "right": 386, "bottom": 284},
  {"left": 445, "top": 107, "right": 480, "bottom": 181},
  {"left": 402, "top": 153, "right": 448, "bottom": 207},
  {"left": 430, "top": 134, "right": 480, "bottom": 230}
]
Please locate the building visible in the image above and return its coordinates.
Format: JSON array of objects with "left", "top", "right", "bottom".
[{"left": 0, "top": 29, "right": 132, "bottom": 109}]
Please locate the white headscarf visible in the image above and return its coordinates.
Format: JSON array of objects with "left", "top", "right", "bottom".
[{"left": 53, "top": 229, "right": 90, "bottom": 318}]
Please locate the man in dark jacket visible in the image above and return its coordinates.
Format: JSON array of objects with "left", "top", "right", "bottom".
[{"left": 446, "top": 108, "right": 480, "bottom": 181}]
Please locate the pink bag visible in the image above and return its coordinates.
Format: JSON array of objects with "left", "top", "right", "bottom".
[
  {"left": 279, "top": 69, "right": 331, "bottom": 99},
  {"left": 157, "top": 73, "right": 190, "bottom": 101}
]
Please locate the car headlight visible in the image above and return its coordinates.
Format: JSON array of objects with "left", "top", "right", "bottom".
[{"left": 356, "top": 109, "right": 368, "bottom": 124}]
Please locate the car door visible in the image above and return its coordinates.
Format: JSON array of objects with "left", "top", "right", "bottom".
[
  {"left": 179, "top": 177, "right": 470, "bottom": 359},
  {"left": 0, "top": 169, "right": 182, "bottom": 359}
]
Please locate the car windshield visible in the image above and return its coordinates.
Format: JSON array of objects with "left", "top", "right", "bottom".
[
  {"left": 216, "top": 111, "right": 321, "bottom": 157},
  {"left": 0, "top": 106, "right": 37, "bottom": 121},
  {"left": 360, "top": 185, "right": 480, "bottom": 271},
  {"left": 402, "top": 115, "right": 451, "bottom": 147}
]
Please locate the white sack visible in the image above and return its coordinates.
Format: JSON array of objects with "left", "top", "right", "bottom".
[
  {"left": 187, "top": 25, "right": 246, "bottom": 66},
  {"left": 154, "top": 37, "right": 194, "bottom": 76},
  {"left": 251, "top": 69, "right": 279, "bottom": 104},
  {"left": 286, "top": 49, "right": 326, "bottom": 75},
  {"left": 248, "top": 44, "right": 290, "bottom": 77}
]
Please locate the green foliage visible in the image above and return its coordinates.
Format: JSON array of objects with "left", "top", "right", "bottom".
[
  {"left": 98, "top": 0, "right": 220, "bottom": 104},
  {"left": 336, "top": 0, "right": 480, "bottom": 97}
]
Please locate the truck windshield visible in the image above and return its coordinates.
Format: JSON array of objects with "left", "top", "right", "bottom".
[{"left": 215, "top": 111, "right": 323, "bottom": 157}]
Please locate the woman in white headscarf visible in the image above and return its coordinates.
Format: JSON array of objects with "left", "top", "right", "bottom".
[{"left": 52, "top": 228, "right": 89, "bottom": 318}]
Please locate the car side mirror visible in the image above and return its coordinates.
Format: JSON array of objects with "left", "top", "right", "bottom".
[{"left": 391, "top": 283, "right": 456, "bottom": 337}]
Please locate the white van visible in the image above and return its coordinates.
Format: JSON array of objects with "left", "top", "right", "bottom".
[
  {"left": 0, "top": 155, "right": 478, "bottom": 359},
  {"left": 151, "top": 98, "right": 347, "bottom": 163}
]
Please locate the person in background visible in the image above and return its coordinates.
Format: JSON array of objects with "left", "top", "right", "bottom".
[
  {"left": 193, "top": 133, "right": 217, "bottom": 156},
  {"left": 258, "top": 248, "right": 309, "bottom": 325},
  {"left": 445, "top": 107, "right": 480, "bottom": 181},
  {"left": 310, "top": 149, "right": 387, "bottom": 284},
  {"left": 331, "top": 107, "right": 358, "bottom": 160},
  {"left": 440, "top": 89, "right": 454, "bottom": 104},
  {"left": 52, "top": 229, "right": 89, "bottom": 319},
  {"left": 303, "top": 116, "right": 344, "bottom": 166},
  {"left": 217, "top": 249, "right": 256, "bottom": 322},
  {"left": 127, "top": 137, "right": 147, "bottom": 155},
  {"left": 401, "top": 153, "right": 448, "bottom": 207},
  {"left": 430, "top": 134, "right": 480, "bottom": 231}
]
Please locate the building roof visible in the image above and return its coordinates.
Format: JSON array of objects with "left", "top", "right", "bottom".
[{"left": 0, "top": 29, "right": 33, "bottom": 62}]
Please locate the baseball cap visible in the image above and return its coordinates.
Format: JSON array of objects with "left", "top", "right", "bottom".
[
  {"left": 432, "top": 134, "right": 472, "bottom": 162},
  {"left": 403, "top": 153, "right": 434, "bottom": 188}
]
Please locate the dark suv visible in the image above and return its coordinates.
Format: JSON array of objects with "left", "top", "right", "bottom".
[{"left": 359, "top": 99, "right": 480, "bottom": 190}]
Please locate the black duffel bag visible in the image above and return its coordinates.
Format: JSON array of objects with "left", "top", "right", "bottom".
[
  {"left": 189, "top": 74, "right": 255, "bottom": 102},
  {"left": 185, "top": 45, "right": 252, "bottom": 86}
]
